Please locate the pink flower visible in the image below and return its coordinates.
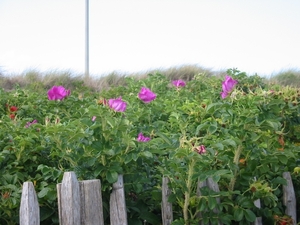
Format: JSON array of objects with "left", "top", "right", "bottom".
[
  {"left": 47, "top": 86, "right": 70, "bottom": 100},
  {"left": 137, "top": 132, "right": 151, "bottom": 142},
  {"left": 138, "top": 87, "right": 156, "bottom": 103},
  {"left": 221, "top": 91, "right": 228, "bottom": 99},
  {"left": 194, "top": 145, "right": 206, "bottom": 154},
  {"left": 92, "top": 116, "right": 96, "bottom": 122},
  {"left": 108, "top": 97, "right": 127, "bottom": 112},
  {"left": 25, "top": 120, "right": 37, "bottom": 128},
  {"left": 172, "top": 79, "right": 186, "bottom": 87},
  {"left": 220, "top": 76, "right": 238, "bottom": 99}
]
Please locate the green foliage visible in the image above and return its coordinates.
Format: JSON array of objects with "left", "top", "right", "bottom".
[{"left": 1, "top": 70, "right": 300, "bottom": 225}]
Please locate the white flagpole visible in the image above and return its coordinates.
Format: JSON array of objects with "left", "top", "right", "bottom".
[{"left": 85, "top": 0, "right": 89, "bottom": 79}]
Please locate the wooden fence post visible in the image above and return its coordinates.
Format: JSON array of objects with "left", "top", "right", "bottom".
[
  {"left": 162, "top": 176, "right": 173, "bottom": 225},
  {"left": 19, "top": 182, "right": 40, "bottom": 225},
  {"left": 79, "top": 179, "right": 104, "bottom": 225},
  {"left": 282, "top": 172, "right": 297, "bottom": 225},
  {"left": 57, "top": 172, "right": 81, "bottom": 225},
  {"left": 197, "top": 179, "right": 207, "bottom": 225},
  {"left": 252, "top": 176, "right": 262, "bottom": 225},
  {"left": 57, "top": 172, "right": 104, "bottom": 225},
  {"left": 253, "top": 199, "right": 262, "bottom": 225},
  {"left": 197, "top": 178, "right": 223, "bottom": 225},
  {"left": 110, "top": 174, "right": 127, "bottom": 225}
]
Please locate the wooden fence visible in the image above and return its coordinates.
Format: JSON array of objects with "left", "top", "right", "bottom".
[{"left": 19, "top": 172, "right": 297, "bottom": 225}]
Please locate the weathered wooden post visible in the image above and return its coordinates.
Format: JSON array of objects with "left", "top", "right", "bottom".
[
  {"left": 57, "top": 172, "right": 81, "bottom": 225},
  {"left": 253, "top": 199, "right": 262, "bottom": 225},
  {"left": 57, "top": 172, "right": 104, "bottom": 225},
  {"left": 197, "top": 178, "right": 222, "bottom": 225},
  {"left": 162, "top": 176, "right": 173, "bottom": 225},
  {"left": 197, "top": 179, "right": 207, "bottom": 225},
  {"left": 20, "top": 182, "right": 40, "bottom": 225},
  {"left": 252, "top": 176, "right": 262, "bottom": 225},
  {"left": 80, "top": 179, "right": 104, "bottom": 225},
  {"left": 282, "top": 172, "right": 297, "bottom": 225},
  {"left": 110, "top": 174, "right": 127, "bottom": 225}
]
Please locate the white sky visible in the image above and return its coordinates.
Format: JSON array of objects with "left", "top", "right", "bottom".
[{"left": 1, "top": 0, "right": 300, "bottom": 77}]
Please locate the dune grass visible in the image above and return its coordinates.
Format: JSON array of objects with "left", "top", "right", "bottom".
[
  {"left": 0, "top": 65, "right": 299, "bottom": 92},
  {"left": 268, "top": 69, "right": 300, "bottom": 87}
]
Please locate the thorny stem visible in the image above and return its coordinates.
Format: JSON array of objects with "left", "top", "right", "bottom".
[
  {"left": 183, "top": 158, "right": 196, "bottom": 224},
  {"left": 228, "top": 145, "right": 242, "bottom": 192}
]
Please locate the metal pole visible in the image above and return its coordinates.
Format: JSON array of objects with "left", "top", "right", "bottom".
[{"left": 85, "top": 0, "right": 89, "bottom": 79}]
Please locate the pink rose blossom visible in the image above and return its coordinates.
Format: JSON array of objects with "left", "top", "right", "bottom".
[
  {"left": 25, "top": 120, "right": 38, "bottom": 128},
  {"left": 138, "top": 87, "right": 156, "bottom": 103},
  {"left": 137, "top": 132, "right": 151, "bottom": 142},
  {"left": 108, "top": 97, "right": 127, "bottom": 112},
  {"left": 48, "top": 86, "right": 70, "bottom": 100},
  {"left": 220, "top": 76, "right": 238, "bottom": 99},
  {"left": 194, "top": 145, "right": 206, "bottom": 154},
  {"left": 172, "top": 79, "right": 186, "bottom": 87}
]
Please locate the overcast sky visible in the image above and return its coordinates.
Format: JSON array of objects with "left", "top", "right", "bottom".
[{"left": 1, "top": 0, "right": 300, "bottom": 77}]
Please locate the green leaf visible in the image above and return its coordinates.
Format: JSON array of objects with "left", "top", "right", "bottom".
[
  {"left": 172, "top": 218, "right": 185, "bottom": 225},
  {"left": 174, "top": 148, "right": 188, "bottom": 158},
  {"left": 106, "top": 170, "right": 118, "bottom": 183},
  {"left": 168, "top": 193, "right": 177, "bottom": 204},
  {"left": 156, "top": 131, "right": 172, "bottom": 145},
  {"left": 127, "top": 218, "right": 142, "bottom": 225},
  {"left": 86, "top": 158, "right": 96, "bottom": 167},
  {"left": 38, "top": 187, "right": 50, "bottom": 198},
  {"left": 212, "top": 175, "right": 220, "bottom": 183},
  {"left": 214, "top": 169, "right": 231, "bottom": 177},
  {"left": 219, "top": 214, "right": 233, "bottom": 225},
  {"left": 210, "top": 217, "right": 220, "bottom": 225},
  {"left": 140, "top": 151, "right": 153, "bottom": 158},
  {"left": 105, "top": 149, "right": 115, "bottom": 156},
  {"left": 139, "top": 210, "right": 160, "bottom": 224},
  {"left": 222, "top": 139, "right": 236, "bottom": 148},
  {"left": 198, "top": 197, "right": 207, "bottom": 211},
  {"left": 106, "top": 117, "right": 115, "bottom": 128},
  {"left": 233, "top": 207, "right": 244, "bottom": 221},
  {"left": 206, "top": 103, "right": 222, "bottom": 113},
  {"left": 208, "top": 125, "right": 218, "bottom": 134},
  {"left": 244, "top": 209, "right": 256, "bottom": 222},
  {"left": 196, "top": 122, "right": 209, "bottom": 135},
  {"left": 40, "top": 206, "right": 55, "bottom": 221},
  {"left": 249, "top": 132, "right": 261, "bottom": 142},
  {"left": 271, "top": 177, "right": 287, "bottom": 186},
  {"left": 94, "top": 166, "right": 104, "bottom": 177},
  {"left": 124, "top": 153, "right": 134, "bottom": 164},
  {"left": 208, "top": 197, "right": 217, "bottom": 210},
  {"left": 213, "top": 142, "right": 224, "bottom": 150},
  {"left": 266, "top": 120, "right": 280, "bottom": 131},
  {"left": 238, "top": 196, "right": 253, "bottom": 208},
  {"left": 277, "top": 154, "right": 288, "bottom": 164}
]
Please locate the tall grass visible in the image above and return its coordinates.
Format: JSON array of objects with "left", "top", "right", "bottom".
[
  {"left": 268, "top": 69, "right": 300, "bottom": 87},
  {"left": 0, "top": 65, "right": 299, "bottom": 92}
]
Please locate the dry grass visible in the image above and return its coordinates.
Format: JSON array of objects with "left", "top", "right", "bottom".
[
  {"left": 0, "top": 64, "right": 218, "bottom": 92},
  {"left": 268, "top": 69, "right": 300, "bottom": 87},
  {"left": 1, "top": 65, "right": 299, "bottom": 92}
]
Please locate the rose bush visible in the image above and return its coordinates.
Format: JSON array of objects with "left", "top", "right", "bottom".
[{"left": 0, "top": 69, "right": 300, "bottom": 225}]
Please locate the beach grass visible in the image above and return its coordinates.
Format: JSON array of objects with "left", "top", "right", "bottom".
[{"left": 0, "top": 65, "right": 299, "bottom": 92}]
